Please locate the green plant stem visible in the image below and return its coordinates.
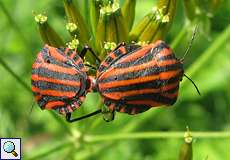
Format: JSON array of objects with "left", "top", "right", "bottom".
[
  {"left": 27, "top": 131, "right": 230, "bottom": 159},
  {"left": 84, "top": 131, "right": 230, "bottom": 142},
  {"left": 0, "top": 57, "right": 31, "bottom": 93}
]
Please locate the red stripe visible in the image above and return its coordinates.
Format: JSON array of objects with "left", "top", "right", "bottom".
[
  {"left": 64, "top": 48, "right": 70, "bottom": 55},
  {"left": 161, "top": 82, "right": 179, "bottom": 92},
  {"left": 100, "top": 59, "right": 157, "bottom": 79},
  {"left": 159, "top": 70, "right": 180, "bottom": 80},
  {"left": 126, "top": 100, "right": 163, "bottom": 107},
  {"left": 48, "top": 46, "right": 68, "bottom": 62},
  {"left": 70, "top": 50, "right": 77, "bottom": 59},
  {"left": 45, "top": 101, "right": 65, "bottom": 109},
  {"left": 32, "top": 87, "right": 75, "bottom": 98},
  {"left": 99, "top": 74, "right": 159, "bottom": 89}
]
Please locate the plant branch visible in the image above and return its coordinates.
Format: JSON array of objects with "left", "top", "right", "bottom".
[
  {"left": 0, "top": 56, "right": 31, "bottom": 93},
  {"left": 84, "top": 131, "right": 230, "bottom": 142}
]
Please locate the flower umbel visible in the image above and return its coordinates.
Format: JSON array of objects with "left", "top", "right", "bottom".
[
  {"left": 179, "top": 127, "right": 193, "bottom": 160},
  {"left": 34, "top": 13, "right": 64, "bottom": 47},
  {"left": 35, "top": 0, "right": 177, "bottom": 60}
]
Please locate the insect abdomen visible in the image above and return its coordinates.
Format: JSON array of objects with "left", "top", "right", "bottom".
[
  {"left": 31, "top": 45, "right": 86, "bottom": 114},
  {"left": 97, "top": 41, "right": 183, "bottom": 113}
]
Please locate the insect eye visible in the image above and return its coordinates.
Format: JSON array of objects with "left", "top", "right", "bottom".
[{"left": 46, "top": 59, "right": 51, "bottom": 63}]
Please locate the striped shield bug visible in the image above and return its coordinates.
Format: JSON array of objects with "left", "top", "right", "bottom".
[
  {"left": 31, "top": 44, "right": 101, "bottom": 122},
  {"left": 94, "top": 38, "right": 200, "bottom": 117}
]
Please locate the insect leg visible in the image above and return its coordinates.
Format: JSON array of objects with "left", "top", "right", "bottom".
[
  {"left": 65, "top": 109, "right": 102, "bottom": 123},
  {"left": 80, "top": 45, "right": 101, "bottom": 63}
]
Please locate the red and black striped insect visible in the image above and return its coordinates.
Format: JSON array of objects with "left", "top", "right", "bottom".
[
  {"left": 92, "top": 40, "right": 200, "bottom": 117},
  {"left": 31, "top": 32, "right": 200, "bottom": 122},
  {"left": 31, "top": 44, "right": 101, "bottom": 122}
]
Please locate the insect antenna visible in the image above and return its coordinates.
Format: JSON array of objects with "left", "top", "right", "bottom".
[
  {"left": 180, "top": 25, "right": 198, "bottom": 62},
  {"left": 180, "top": 25, "right": 201, "bottom": 95},
  {"left": 184, "top": 74, "right": 201, "bottom": 95}
]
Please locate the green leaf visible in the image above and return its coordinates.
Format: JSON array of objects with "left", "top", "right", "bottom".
[
  {"left": 63, "top": 0, "right": 90, "bottom": 43},
  {"left": 121, "top": 0, "right": 136, "bottom": 31},
  {"left": 129, "top": 0, "right": 177, "bottom": 43}
]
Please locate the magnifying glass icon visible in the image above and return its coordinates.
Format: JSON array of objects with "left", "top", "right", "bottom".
[{"left": 3, "top": 141, "right": 18, "bottom": 157}]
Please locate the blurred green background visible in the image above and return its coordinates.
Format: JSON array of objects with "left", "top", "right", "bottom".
[{"left": 0, "top": 0, "right": 230, "bottom": 159}]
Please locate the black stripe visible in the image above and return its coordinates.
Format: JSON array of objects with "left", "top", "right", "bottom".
[
  {"left": 56, "top": 48, "right": 68, "bottom": 56},
  {"left": 57, "top": 47, "right": 65, "bottom": 53},
  {"left": 122, "top": 93, "right": 177, "bottom": 105},
  {"left": 99, "top": 63, "right": 182, "bottom": 83},
  {"left": 113, "top": 48, "right": 123, "bottom": 57},
  {"left": 159, "top": 62, "right": 182, "bottom": 72},
  {"left": 100, "top": 75, "right": 180, "bottom": 93},
  {"left": 32, "top": 67, "right": 80, "bottom": 81},
  {"left": 32, "top": 80, "right": 80, "bottom": 92},
  {"left": 57, "top": 48, "right": 79, "bottom": 63},
  {"left": 67, "top": 49, "right": 74, "bottom": 57},
  {"left": 97, "top": 44, "right": 140, "bottom": 74},
  {"left": 37, "top": 96, "right": 66, "bottom": 109},
  {"left": 114, "top": 50, "right": 154, "bottom": 68},
  {"left": 99, "top": 65, "right": 159, "bottom": 83},
  {"left": 54, "top": 48, "right": 83, "bottom": 70},
  {"left": 41, "top": 46, "right": 49, "bottom": 55},
  {"left": 158, "top": 54, "right": 176, "bottom": 61},
  {"left": 40, "top": 48, "right": 75, "bottom": 69},
  {"left": 103, "top": 48, "right": 127, "bottom": 66},
  {"left": 37, "top": 94, "right": 78, "bottom": 109},
  {"left": 73, "top": 54, "right": 80, "bottom": 62},
  {"left": 41, "top": 47, "right": 50, "bottom": 61},
  {"left": 37, "top": 99, "right": 46, "bottom": 109},
  {"left": 152, "top": 42, "right": 170, "bottom": 54},
  {"left": 115, "top": 104, "right": 150, "bottom": 114},
  {"left": 125, "top": 44, "right": 141, "bottom": 53},
  {"left": 98, "top": 64, "right": 107, "bottom": 73},
  {"left": 105, "top": 56, "right": 114, "bottom": 64},
  {"left": 41, "top": 95, "right": 70, "bottom": 101},
  {"left": 35, "top": 91, "right": 84, "bottom": 110},
  {"left": 37, "top": 95, "right": 62, "bottom": 109},
  {"left": 77, "top": 61, "right": 84, "bottom": 69}
]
